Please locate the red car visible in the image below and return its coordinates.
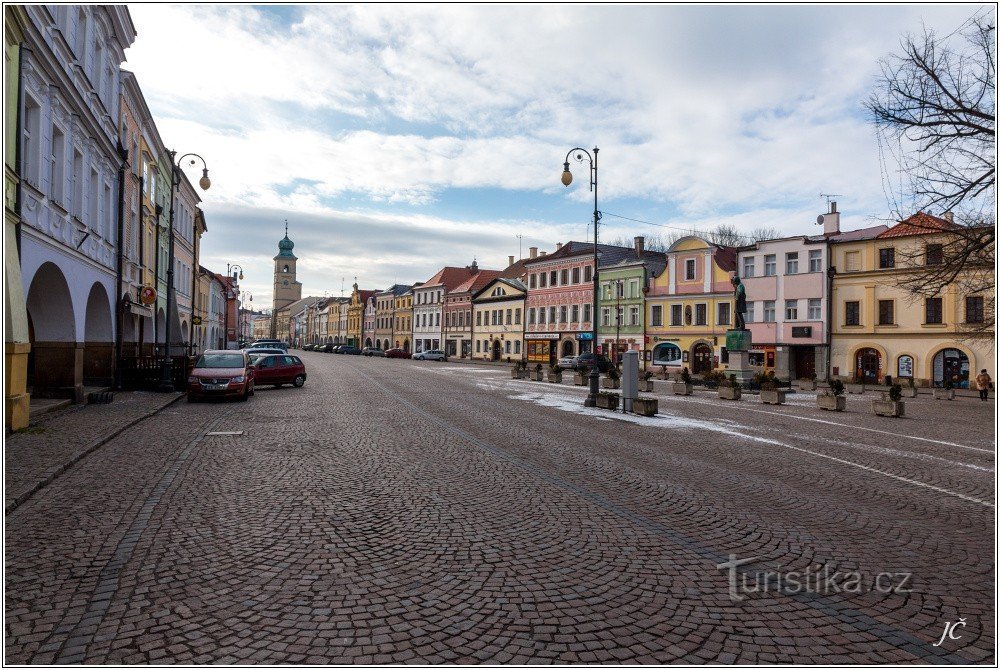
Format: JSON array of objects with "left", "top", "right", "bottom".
[
  {"left": 250, "top": 353, "right": 307, "bottom": 387},
  {"left": 187, "top": 350, "right": 255, "bottom": 402},
  {"left": 384, "top": 348, "right": 409, "bottom": 359}
]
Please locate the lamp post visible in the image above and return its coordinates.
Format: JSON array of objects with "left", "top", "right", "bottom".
[
  {"left": 158, "top": 152, "right": 211, "bottom": 392},
  {"left": 561, "top": 146, "right": 601, "bottom": 407},
  {"left": 222, "top": 263, "right": 243, "bottom": 350}
]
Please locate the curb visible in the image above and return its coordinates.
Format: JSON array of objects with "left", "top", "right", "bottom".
[{"left": 5, "top": 393, "right": 185, "bottom": 516}]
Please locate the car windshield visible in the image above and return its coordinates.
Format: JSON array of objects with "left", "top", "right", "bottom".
[{"left": 195, "top": 354, "right": 245, "bottom": 369}]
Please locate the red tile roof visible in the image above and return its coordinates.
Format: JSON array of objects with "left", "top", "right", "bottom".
[
  {"left": 421, "top": 266, "right": 481, "bottom": 291},
  {"left": 877, "top": 212, "right": 960, "bottom": 239},
  {"left": 452, "top": 270, "right": 502, "bottom": 295}
]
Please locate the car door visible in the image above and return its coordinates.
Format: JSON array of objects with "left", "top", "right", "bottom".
[
  {"left": 254, "top": 355, "right": 278, "bottom": 384},
  {"left": 281, "top": 355, "right": 301, "bottom": 382}
]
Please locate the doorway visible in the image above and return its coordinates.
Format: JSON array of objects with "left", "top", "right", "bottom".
[
  {"left": 855, "top": 348, "right": 881, "bottom": 383},
  {"left": 492, "top": 340, "right": 502, "bottom": 361},
  {"left": 792, "top": 346, "right": 816, "bottom": 380},
  {"left": 692, "top": 343, "right": 712, "bottom": 374}
]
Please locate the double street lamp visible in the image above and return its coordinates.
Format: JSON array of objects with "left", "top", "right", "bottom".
[
  {"left": 159, "top": 152, "right": 212, "bottom": 392},
  {"left": 224, "top": 263, "right": 244, "bottom": 350},
  {"left": 561, "top": 146, "right": 601, "bottom": 407}
]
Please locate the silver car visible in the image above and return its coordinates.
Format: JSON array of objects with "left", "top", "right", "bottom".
[
  {"left": 413, "top": 349, "right": 447, "bottom": 361},
  {"left": 558, "top": 355, "right": 579, "bottom": 369}
]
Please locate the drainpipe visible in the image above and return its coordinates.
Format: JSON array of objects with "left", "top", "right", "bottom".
[
  {"left": 113, "top": 139, "right": 127, "bottom": 390},
  {"left": 826, "top": 264, "right": 836, "bottom": 381}
]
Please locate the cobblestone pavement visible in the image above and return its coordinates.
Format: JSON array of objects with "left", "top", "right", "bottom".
[
  {"left": 4, "top": 391, "right": 182, "bottom": 513},
  {"left": 5, "top": 353, "right": 994, "bottom": 664}
]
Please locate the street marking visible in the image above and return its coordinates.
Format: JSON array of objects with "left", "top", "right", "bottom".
[{"left": 206, "top": 431, "right": 244, "bottom": 436}]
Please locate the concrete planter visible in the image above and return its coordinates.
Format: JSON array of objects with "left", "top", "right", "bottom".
[
  {"left": 573, "top": 372, "right": 588, "bottom": 386},
  {"left": 759, "top": 389, "right": 786, "bottom": 405},
  {"left": 872, "top": 399, "right": 905, "bottom": 417},
  {"left": 602, "top": 378, "right": 621, "bottom": 389},
  {"left": 595, "top": 394, "right": 619, "bottom": 410},
  {"left": 546, "top": 371, "right": 563, "bottom": 383},
  {"left": 817, "top": 394, "right": 846, "bottom": 411},
  {"left": 718, "top": 386, "right": 742, "bottom": 401},
  {"left": 845, "top": 383, "right": 866, "bottom": 394},
  {"left": 672, "top": 382, "right": 693, "bottom": 396},
  {"left": 933, "top": 388, "right": 955, "bottom": 400},
  {"left": 632, "top": 397, "right": 658, "bottom": 416},
  {"left": 529, "top": 370, "right": 544, "bottom": 381},
  {"left": 638, "top": 380, "right": 654, "bottom": 392},
  {"left": 796, "top": 379, "right": 817, "bottom": 391},
  {"left": 511, "top": 369, "right": 525, "bottom": 379}
]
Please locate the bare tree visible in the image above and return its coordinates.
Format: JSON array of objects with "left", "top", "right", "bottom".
[{"left": 868, "top": 11, "right": 996, "bottom": 336}]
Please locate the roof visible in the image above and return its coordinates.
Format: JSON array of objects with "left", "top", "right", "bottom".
[
  {"left": 601, "top": 250, "right": 668, "bottom": 278},
  {"left": 357, "top": 289, "right": 378, "bottom": 303},
  {"left": 419, "top": 266, "right": 481, "bottom": 292},
  {"left": 825, "top": 224, "right": 891, "bottom": 244},
  {"left": 451, "top": 270, "right": 502, "bottom": 295},
  {"left": 377, "top": 284, "right": 413, "bottom": 297},
  {"left": 282, "top": 296, "right": 324, "bottom": 316},
  {"left": 500, "top": 257, "right": 533, "bottom": 280},
  {"left": 521, "top": 241, "right": 647, "bottom": 269},
  {"left": 713, "top": 246, "right": 737, "bottom": 273},
  {"left": 877, "top": 212, "right": 961, "bottom": 239},
  {"left": 471, "top": 276, "right": 527, "bottom": 301}
]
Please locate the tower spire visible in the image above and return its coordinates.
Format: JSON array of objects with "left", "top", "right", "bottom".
[{"left": 284, "top": 219, "right": 289, "bottom": 236}]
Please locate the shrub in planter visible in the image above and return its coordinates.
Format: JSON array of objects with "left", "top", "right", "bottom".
[
  {"left": 872, "top": 385, "right": 905, "bottom": 417},
  {"left": 899, "top": 378, "right": 917, "bottom": 397},
  {"left": 573, "top": 366, "right": 590, "bottom": 385},
  {"left": 595, "top": 391, "right": 620, "bottom": 410},
  {"left": 817, "top": 379, "right": 847, "bottom": 411},
  {"left": 933, "top": 387, "right": 955, "bottom": 400},
  {"left": 632, "top": 396, "right": 658, "bottom": 416},
  {"left": 638, "top": 371, "right": 654, "bottom": 392},
  {"left": 672, "top": 381, "right": 693, "bottom": 395},
  {"left": 510, "top": 361, "right": 526, "bottom": 379},
  {"left": 547, "top": 364, "right": 564, "bottom": 383},
  {"left": 529, "top": 363, "right": 544, "bottom": 381},
  {"left": 718, "top": 375, "right": 742, "bottom": 401},
  {"left": 759, "top": 379, "right": 785, "bottom": 405},
  {"left": 660, "top": 365, "right": 669, "bottom": 380},
  {"left": 602, "top": 366, "right": 621, "bottom": 389}
]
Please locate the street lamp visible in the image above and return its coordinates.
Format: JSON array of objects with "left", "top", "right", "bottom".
[
  {"left": 561, "top": 146, "right": 601, "bottom": 407},
  {"left": 223, "top": 264, "right": 244, "bottom": 350},
  {"left": 158, "top": 152, "right": 211, "bottom": 392}
]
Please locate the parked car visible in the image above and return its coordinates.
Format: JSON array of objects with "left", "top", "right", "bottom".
[
  {"left": 413, "top": 349, "right": 447, "bottom": 361},
  {"left": 250, "top": 353, "right": 307, "bottom": 388},
  {"left": 362, "top": 347, "right": 385, "bottom": 357},
  {"left": 558, "top": 354, "right": 579, "bottom": 369},
  {"left": 252, "top": 339, "right": 288, "bottom": 352},
  {"left": 245, "top": 347, "right": 285, "bottom": 358},
  {"left": 319, "top": 343, "right": 334, "bottom": 353},
  {"left": 187, "top": 350, "right": 255, "bottom": 402},
  {"left": 385, "top": 348, "right": 409, "bottom": 359},
  {"left": 574, "top": 353, "right": 612, "bottom": 373},
  {"left": 339, "top": 345, "right": 362, "bottom": 355}
]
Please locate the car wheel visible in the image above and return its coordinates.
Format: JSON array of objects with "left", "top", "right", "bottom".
[{"left": 293, "top": 375, "right": 306, "bottom": 388}]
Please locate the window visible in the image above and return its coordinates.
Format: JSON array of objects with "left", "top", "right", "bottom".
[
  {"left": 538, "top": 308, "right": 546, "bottom": 324},
  {"left": 878, "top": 300, "right": 894, "bottom": 325},
  {"left": 926, "top": 244, "right": 943, "bottom": 266},
  {"left": 694, "top": 303, "right": 707, "bottom": 326},
  {"left": 476, "top": 340, "right": 481, "bottom": 353},
  {"left": 561, "top": 269, "right": 569, "bottom": 285},
  {"left": 571, "top": 304, "right": 579, "bottom": 323},
  {"left": 515, "top": 309, "right": 521, "bottom": 325},
  {"left": 601, "top": 308, "right": 610, "bottom": 327},
  {"left": 548, "top": 306, "right": 556, "bottom": 323},
  {"left": 784, "top": 299, "right": 798, "bottom": 320},
  {"left": 764, "top": 255, "right": 776, "bottom": 276},
  {"left": 476, "top": 311, "right": 482, "bottom": 326},
  {"left": 844, "top": 250, "right": 861, "bottom": 272},
  {"left": 529, "top": 274, "right": 537, "bottom": 289},
  {"left": 507, "top": 309, "right": 513, "bottom": 325},
  {"left": 879, "top": 247, "right": 895, "bottom": 269},
  {"left": 72, "top": 149, "right": 84, "bottom": 218},
  {"left": 572, "top": 267, "right": 580, "bottom": 284},
  {"left": 538, "top": 272, "right": 546, "bottom": 288},
  {"left": 615, "top": 306, "right": 623, "bottom": 325},
  {"left": 652, "top": 342, "right": 682, "bottom": 366},
  {"left": 550, "top": 271, "right": 557, "bottom": 286},
  {"left": 23, "top": 97, "right": 41, "bottom": 184},
  {"left": 742, "top": 256, "right": 755, "bottom": 278},
  {"left": 628, "top": 280, "right": 639, "bottom": 298},
  {"left": 50, "top": 124, "right": 66, "bottom": 203},
  {"left": 785, "top": 252, "right": 799, "bottom": 274},
  {"left": 685, "top": 259, "right": 696, "bottom": 280},
  {"left": 88, "top": 168, "right": 99, "bottom": 230},
  {"left": 505, "top": 341, "right": 511, "bottom": 354},
  {"left": 584, "top": 266, "right": 593, "bottom": 283},
  {"left": 807, "top": 298, "right": 821, "bottom": 320},
  {"left": 845, "top": 301, "right": 860, "bottom": 326},
  {"left": 808, "top": 249, "right": 822, "bottom": 273},
  {"left": 629, "top": 306, "right": 639, "bottom": 326},
  {"left": 966, "top": 296, "right": 984, "bottom": 323},
  {"left": 616, "top": 282, "right": 625, "bottom": 298},
  {"left": 717, "top": 302, "right": 730, "bottom": 326},
  {"left": 651, "top": 305, "right": 663, "bottom": 327},
  {"left": 925, "top": 297, "right": 943, "bottom": 324},
  {"left": 670, "top": 304, "right": 682, "bottom": 326},
  {"left": 745, "top": 302, "right": 755, "bottom": 324},
  {"left": 583, "top": 304, "right": 592, "bottom": 323},
  {"left": 763, "top": 300, "right": 776, "bottom": 322}
]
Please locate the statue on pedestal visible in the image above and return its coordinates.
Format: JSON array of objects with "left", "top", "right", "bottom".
[{"left": 732, "top": 275, "right": 747, "bottom": 331}]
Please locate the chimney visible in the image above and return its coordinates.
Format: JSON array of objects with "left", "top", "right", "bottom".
[
  {"left": 508, "top": 255, "right": 514, "bottom": 266},
  {"left": 529, "top": 246, "right": 538, "bottom": 259},
  {"left": 634, "top": 235, "right": 645, "bottom": 259},
  {"left": 539, "top": 251, "right": 547, "bottom": 256},
  {"left": 556, "top": 242, "right": 563, "bottom": 251},
  {"left": 820, "top": 202, "right": 841, "bottom": 236},
  {"left": 943, "top": 211, "right": 954, "bottom": 223}
]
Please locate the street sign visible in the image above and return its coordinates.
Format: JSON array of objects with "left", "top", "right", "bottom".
[{"left": 139, "top": 286, "right": 156, "bottom": 305}]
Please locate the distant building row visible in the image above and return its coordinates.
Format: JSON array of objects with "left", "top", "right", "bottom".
[{"left": 279, "top": 203, "right": 993, "bottom": 388}]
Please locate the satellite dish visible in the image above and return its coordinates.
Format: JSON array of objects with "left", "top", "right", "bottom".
[{"left": 816, "top": 215, "right": 825, "bottom": 225}]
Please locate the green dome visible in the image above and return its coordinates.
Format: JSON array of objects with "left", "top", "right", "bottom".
[{"left": 276, "top": 234, "right": 295, "bottom": 258}]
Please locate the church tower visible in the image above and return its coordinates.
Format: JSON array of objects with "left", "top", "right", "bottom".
[{"left": 271, "top": 221, "right": 302, "bottom": 337}]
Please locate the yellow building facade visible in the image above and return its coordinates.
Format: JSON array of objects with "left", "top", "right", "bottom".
[
  {"left": 830, "top": 213, "right": 995, "bottom": 387},
  {"left": 471, "top": 278, "right": 526, "bottom": 362},
  {"left": 645, "top": 236, "right": 737, "bottom": 375},
  {"left": 393, "top": 291, "right": 413, "bottom": 352}
]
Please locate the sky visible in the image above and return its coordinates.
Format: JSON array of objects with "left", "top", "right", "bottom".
[{"left": 123, "top": 3, "right": 987, "bottom": 310}]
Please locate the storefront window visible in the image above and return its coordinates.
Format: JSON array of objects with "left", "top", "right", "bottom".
[{"left": 652, "top": 343, "right": 682, "bottom": 366}]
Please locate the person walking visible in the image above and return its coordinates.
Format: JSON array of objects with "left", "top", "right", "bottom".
[{"left": 975, "top": 369, "right": 992, "bottom": 401}]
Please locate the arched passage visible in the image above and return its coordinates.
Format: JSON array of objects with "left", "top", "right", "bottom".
[
  {"left": 25, "top": 262, "right": 80, "bottom": 398},
  {"left": 84, "top": 283, "right": 114, "bottom": 386}
]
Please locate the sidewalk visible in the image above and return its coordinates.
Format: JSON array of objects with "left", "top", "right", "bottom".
[{"left": 5, "top": 391, "right": 183, "bottom": 514}]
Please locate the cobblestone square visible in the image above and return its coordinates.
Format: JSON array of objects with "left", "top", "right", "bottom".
[{"left": 4, "top": 353, "right": 995, "bottom": 664}]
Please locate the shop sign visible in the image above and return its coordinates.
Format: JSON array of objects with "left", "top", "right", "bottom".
[
  {"left": 139, "top": 286, "right": 157, "bottom": 305},
  {"left": 525, "top": 333, "right": 559, "bottom": 340},
  {"left": 576, "top": 332, "right": 594, "bottom": 340}
]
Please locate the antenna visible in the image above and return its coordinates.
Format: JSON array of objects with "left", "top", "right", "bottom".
[
  {"left": 516, "top": 233, "right": 523, "bottom": 259},
  {"left": 819, "top": 193, "right": 843, "bottom": 206}
]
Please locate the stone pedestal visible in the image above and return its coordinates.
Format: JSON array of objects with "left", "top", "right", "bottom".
[{"left": 725, "top": 329, "right": 754, "bottom": 382}]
